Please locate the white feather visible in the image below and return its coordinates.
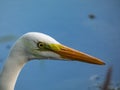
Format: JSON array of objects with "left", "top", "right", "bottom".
[{"left": 0, "top": 32, "right": 61, "bottom": 90}]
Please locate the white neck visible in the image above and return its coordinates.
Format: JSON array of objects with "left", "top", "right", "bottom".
[{"left": 0, "top": 49, "right": 28, "bottom": 90}]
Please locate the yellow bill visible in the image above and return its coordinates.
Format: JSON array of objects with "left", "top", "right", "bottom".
[{"left": 50, "top": 44, "right": 105, "bottom": 65}]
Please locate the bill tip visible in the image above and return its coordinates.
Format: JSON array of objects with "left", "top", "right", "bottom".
[{"left": 99, "top": 62, "right": 106, "bottom": 65}]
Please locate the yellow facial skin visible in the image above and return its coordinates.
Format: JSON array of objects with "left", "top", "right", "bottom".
[{"left": 48, "top": 44, "right": 105, "bottom": 65}]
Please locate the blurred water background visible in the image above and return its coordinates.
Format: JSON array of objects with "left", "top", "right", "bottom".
[{"left": 0, "top": 0, "right": 120, "bottom": 90}]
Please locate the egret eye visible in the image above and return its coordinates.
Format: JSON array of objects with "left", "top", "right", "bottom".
[{"left": 37, "top": 42, "right": 44, "bottom": 48}]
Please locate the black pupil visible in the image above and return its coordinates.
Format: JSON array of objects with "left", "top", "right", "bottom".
[
  {"left": 37, "top": 42, "right": 44, "bottom": 48},
  {"left": 39, "top": 43, "right": 43, "bottom": 46}
]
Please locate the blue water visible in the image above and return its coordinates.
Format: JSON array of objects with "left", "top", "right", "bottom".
[{"left": 0, "top": 0, "right": 120, "bottom": 90}]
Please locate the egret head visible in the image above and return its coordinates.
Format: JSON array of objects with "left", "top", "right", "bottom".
[{"left": 15, "top": 32, "right": 105, "bottom": 65}]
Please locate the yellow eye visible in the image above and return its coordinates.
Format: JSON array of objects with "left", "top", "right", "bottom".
[{"left": 37, "top": 42, "right": 44, "bottom": 48}]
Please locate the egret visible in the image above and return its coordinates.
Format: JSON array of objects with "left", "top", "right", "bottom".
[{"left": 0, "top": 32, "right": 105, "bottom": 90}]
